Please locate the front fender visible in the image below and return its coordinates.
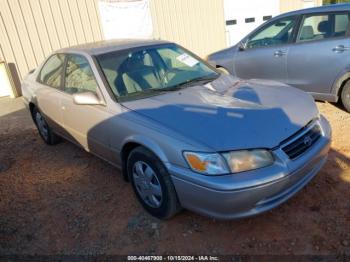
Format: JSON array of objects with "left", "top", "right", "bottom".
[
  {"left": 121, "top": 135, "right": 169, "bottom": 164},
  {"left": 208, "top": 46, "right": 237, "bottom": 75},
  {"left": 120, "top": 135, "right": 171, "bottom": 181}
]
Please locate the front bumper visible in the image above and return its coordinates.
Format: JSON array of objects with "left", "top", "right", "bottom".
[{"left": 168, "top": 116, "right": 331, "bottom": 219}]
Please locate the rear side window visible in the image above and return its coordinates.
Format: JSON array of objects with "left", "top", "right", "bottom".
[
  {"left": 335, "top": 13, "right": 350, "bottom": 36},
  {"left": 297, "top": 13, "right": 350, "bottom": 43},
  {"left": 38, "top": 54, "right": 65, "bottom": 89}
]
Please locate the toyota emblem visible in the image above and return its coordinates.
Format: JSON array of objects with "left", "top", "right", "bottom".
[{"left": 303, "top": 135, "right": 312, "bottom": 146}]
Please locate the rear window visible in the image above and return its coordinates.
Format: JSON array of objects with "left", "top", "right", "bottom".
[
  {"left": 335, "top": 13, "right": 350, "bottom": 36},
  {"left": 38, "top": 54, "right": 65, "bottom": 89}
]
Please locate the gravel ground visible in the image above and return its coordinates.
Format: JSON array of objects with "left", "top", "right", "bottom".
[{"left": 0, "top": 97, "right": 349, "bottom": 255}]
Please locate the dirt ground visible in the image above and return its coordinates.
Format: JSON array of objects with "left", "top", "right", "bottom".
[{"left": 0, "top": 97, "right": 349, "bottom": 256}]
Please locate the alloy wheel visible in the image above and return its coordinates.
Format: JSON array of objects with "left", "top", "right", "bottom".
[
  {"left": 35, "top": 112, "right": 49, "bottom": 141},
  {"left": 132, "top": 161, "right": 163, "bottom": 208}
]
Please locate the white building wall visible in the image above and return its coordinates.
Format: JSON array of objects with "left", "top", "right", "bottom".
[{"left": 224, "top": 0, "right": 280, "bottom": 46}]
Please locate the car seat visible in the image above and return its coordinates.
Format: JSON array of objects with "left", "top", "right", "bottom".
[{"left": 299, "top": 25, "right": 315, "bottom": 41}]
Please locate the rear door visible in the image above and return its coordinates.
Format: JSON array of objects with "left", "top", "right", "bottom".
[
  {"left": 287, "top": 12, "right": 350, "bottom": 96},
  {"left": 59, "top": 53, "right": 113, "bottom": 161},
  {"left": 234, "top": 15, "right": 298, "bottom": 83},
  {"left": 35, "top": 54, "right": 65, "bottom": 133}
]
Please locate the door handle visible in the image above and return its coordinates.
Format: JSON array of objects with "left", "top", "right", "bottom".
[
  {"left": 274, "top": 50, "right": 287, "bottom": 57},
  {"left": 332, "top": 45, "right": 350, "bottom": 52}
]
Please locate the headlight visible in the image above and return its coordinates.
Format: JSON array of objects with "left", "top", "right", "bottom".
[
  {"left": 183, "top": 152, "right": 229, "bottom": 175},
  {"left": 222, "top": 149, "right": 274, "bottom": 173}
]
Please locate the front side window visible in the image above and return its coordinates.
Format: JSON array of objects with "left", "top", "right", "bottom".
[
  {"left": 96, "top": 44, "right": 219, "bottom": 101},
  {"left": 39, "top": 54, "right": 65, "bottom": 89},
  {"left": 64, "top": 55, "right": 98, "bottom": 94},
  {"left": 246, "top": 16, "right": 296, "bottom": 49},
  {"left": 297, "top": 13, "right": 350, "bottom": 43}
]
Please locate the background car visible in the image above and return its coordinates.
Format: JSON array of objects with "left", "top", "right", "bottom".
[
  {"left": 208, "top": 4, "right": 350, "bottom": 112},
  {"left": 21, "top": 40, "right": 331, "bottom": 220}
]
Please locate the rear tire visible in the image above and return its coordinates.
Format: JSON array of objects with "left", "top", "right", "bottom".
[
  {"left": 32, "top": 107, "right": 61, "bottom": 145},
  {"left": 341, "top": 81, "right": 350, "bottom": 113},
  {"left": 127, "top": 146, "right": 181, "bottom": 219}
]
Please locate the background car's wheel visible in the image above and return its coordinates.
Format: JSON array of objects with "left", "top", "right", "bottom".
[
  {"left": 127, "top": 146, "right": 181, "bottom": 219},
  {"left": 341, "top": 81, "right": 350, "bottom": 112},
  {"left": 32, "top": 107, "right": 61, "bottom": 145}
]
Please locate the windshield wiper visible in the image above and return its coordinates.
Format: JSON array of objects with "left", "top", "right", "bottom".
[
  {"left": 134, "top": 86, "right": 183, "bottom": 94},
  {"left": 121, "top": 74, "right": 220, "bottom": 98},
  {"left": 123, "top": 86, "right": 181, "bottom": 98},
  {"left": 168, "top": 74, "right": 220, "bottom": 90}
]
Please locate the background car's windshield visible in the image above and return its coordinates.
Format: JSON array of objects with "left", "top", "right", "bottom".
[{"left": 96, "top": 44, "right": 218, "bottom": 101}]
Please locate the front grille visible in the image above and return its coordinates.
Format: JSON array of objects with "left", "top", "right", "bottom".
[{"left": 282, "top": 124, "right": 321, "bottom": 160}]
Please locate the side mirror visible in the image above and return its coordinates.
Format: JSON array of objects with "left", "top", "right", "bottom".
[
  {"left": 73, "top": 91, "right": 102, "bottom": 105},
  {"left": 238, "top": 41, "right": 247, "bottom": 51}
]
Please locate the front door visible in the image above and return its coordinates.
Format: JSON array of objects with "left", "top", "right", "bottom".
[
  {"left": 59, "top": 54, "right": 113, "bottom": 162},
  {"left": 234, "top": 15, "right": 298, "bottom": 83}
]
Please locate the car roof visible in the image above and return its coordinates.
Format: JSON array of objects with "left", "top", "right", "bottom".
[
  {"left": 278, "top": 3, "right": 350, "bottom": 18},
  {"left": 57, "top": 39, "right": 171, "bottom": 56}
]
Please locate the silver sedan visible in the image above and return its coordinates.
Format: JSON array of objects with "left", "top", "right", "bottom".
[{"left": 22, "top": 40, "right": 331, "bottom": 219}]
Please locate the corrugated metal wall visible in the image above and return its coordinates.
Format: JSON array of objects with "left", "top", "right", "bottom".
[
  {"left": 0, "top": 0, "right": 104, "bottom": 84},
  {"left": 0, "top": 0, "right": 227, "bottom": 87},
  {"left": 150, "top": 0, "right": 227, "bottom": 58}
]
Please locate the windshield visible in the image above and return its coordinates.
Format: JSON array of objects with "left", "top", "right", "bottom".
[{"left": 96, "top": 44, "right": 219, "bottom": 101}]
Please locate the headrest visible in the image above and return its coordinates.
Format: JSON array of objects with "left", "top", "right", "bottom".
[
  {"left": 300, "top": 25, "right": 314, "bottom": 40},
  {"left": 318, "top": 20, "right": 331, "bottom": 34},
  {"left": 125, "top": 52, "right": 146, "bottom": 70}
]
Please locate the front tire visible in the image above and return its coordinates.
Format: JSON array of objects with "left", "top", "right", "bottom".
[
  {"left": 32, "top": 107, "right": 61, "bottom": 145},
  {"left": 341, "top": 81, "right": 350, "bottom": 112},
  {"left": 127, "top": 147, "right": 181, "bottom": 219}
]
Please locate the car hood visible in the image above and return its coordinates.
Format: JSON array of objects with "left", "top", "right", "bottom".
[{"left": 122, "top": 75, "right": 319, "bottom": 151}]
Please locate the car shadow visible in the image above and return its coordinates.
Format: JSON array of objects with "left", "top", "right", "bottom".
[{"left": 330, "top": 101, "right": 348, "bottom": 113}]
